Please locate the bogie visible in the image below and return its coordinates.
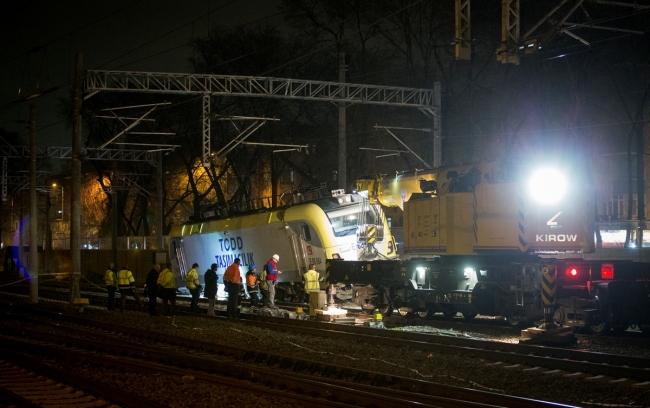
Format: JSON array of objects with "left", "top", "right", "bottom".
[{"left": 328, "top": 258, "right": 650, "bottom": 335}]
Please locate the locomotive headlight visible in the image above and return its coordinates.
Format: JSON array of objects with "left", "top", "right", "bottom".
[
  {"left": 529, "top": 168, "right": 567, "bottom": 205},
  {"left": 416, "top": 266, "right": 426, "bottom": 279}
]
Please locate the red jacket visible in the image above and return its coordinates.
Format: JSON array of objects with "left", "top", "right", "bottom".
[{"left": 266, "top": 258, "right": 279, "bottom": 282}]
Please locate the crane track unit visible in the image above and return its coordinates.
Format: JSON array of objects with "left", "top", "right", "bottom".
[{"left": 340, "top": 160, "right": 650, "bottom": 335}]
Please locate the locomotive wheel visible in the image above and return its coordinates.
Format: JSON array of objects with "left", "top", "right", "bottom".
[
  {"left": 397, "top": 307, "right": 414, "bottom": 317},
  {"left": 360, "top": 307, "right": 375, "bottom": 315},
  {"left": 377, "top": 304, "right": 393, "bottom": 317},
  {"left": 588, "top": 321, "right": 611, "bottom": 335},
  {"left": 442, "top": 311, "right": 457, "bottom": 320},
  {"left": 506, "top": 316, "right": 522, "bottom": 327},
  {"left": 462, "top": 312, "right": 477, "bottom": 320},
  {"left": 416, "top": 309, "right": 433, "bottom": 319}
]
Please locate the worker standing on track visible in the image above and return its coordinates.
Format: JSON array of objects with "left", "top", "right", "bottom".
[
  {"left": 158, "top": 263, "right": 176, "bottom": 316},
  {"left": 246, "top": 264, "right": 260, "bottom": 307},
  {"left": 104, "top": 263, "right": 117, "bottom": 311},
  {"left": 259, "top": 268, "right": 269, "bottom": 305},
  {"left": 265, "top": 254, "right": 282, "bottom": 308},
  {"left": 204, "top": 263, "right": 218, "bottom": 316},
  {"left": 223, "top": 258, "right": 242, "bottom": 318},
  {"left": 117, "top": 264, "right": 142, "bottom": 312},
  {"left": 303, "top": 263, "right": 322, "bottom": 303},
  {"left": 186, "top": 263, "right": 201, "bottom": 313}
]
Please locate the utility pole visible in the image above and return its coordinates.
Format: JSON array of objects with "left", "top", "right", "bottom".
[
  {"left": 636, "top": 88, "right": 648, "bottom": 253},
  {"left": 45, "top": 190, "right": 51, "bottom": 274},
  {"left": 157, "top": 151, "right": 164, "bottom": 250},
  {"left": 338, "top": 52, "right": 347, "bottom": 190},
  {"left": 70, "top": 53, "right": 82, "bottom": 305},
  {"left": 112, "top": 162, "right": 118, "bottom": 272},
  {"left": 29, "top": 105, "right": 38, "bottom": 303}
]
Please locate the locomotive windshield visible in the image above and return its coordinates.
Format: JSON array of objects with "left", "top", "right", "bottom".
[
  {"left": 323, "top": 202, "right": 381, "bottom": 237},
  {"left": 325, "top": 206, "right": 360, "bottom": 236}
]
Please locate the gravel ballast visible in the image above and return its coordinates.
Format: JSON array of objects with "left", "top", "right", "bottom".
[{"left": 3, "top": 298, "right": 650, "bottom": 408}]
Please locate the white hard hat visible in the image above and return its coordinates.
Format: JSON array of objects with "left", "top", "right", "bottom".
[{"left": 272, "top": 254, "right": 279, "bottom": 261}]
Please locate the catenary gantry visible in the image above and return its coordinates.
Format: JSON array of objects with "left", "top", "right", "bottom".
[{"left": 84, "top": 70, "right": 442, "bottom": 169}]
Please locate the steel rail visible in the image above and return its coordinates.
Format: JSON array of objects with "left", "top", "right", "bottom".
[
  {"left": 6, "top": 282, "right": 650, "bottom": 349},
  {"left": 0, "top": 348, "right": 161, "bottom": 407},
  {"left": 5, "top": 283, "right": 650, "bottom": 358},
  {"left": 0, "top": 335, "right": 354, "bottom": 408},
  {"left": 0, "top": 310, "right": 573, "bottom": 408},
  {"left": 0, "top": 327, "right": 493, "bottom": 408},
  {"left": 240, "top": 315, "right": 650, "bottom": 381}
]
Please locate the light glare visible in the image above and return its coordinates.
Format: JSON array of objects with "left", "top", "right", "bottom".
[{"left": 529, "top": 168, "right": 567, "bottom": 204}]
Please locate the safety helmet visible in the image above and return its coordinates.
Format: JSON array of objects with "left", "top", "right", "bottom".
[
  {"left": 272, "top": 254, "right": 280, "bottom": 261},
  {"left": 249, "top": 263, "right": 256, "bottom": 270}
]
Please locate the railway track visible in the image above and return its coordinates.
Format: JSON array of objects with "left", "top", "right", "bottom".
[
  {"left": 242, "top": 313, "right": 650, "bottom": 384},
  {"left": 0, "top": 349, "right": 165, "bottom": 407},
  {"left": 31, "top": 279, "right": 650, "bottom": 336},
  {"left": 0, "top": 306, "right": 575, "bottom": 408},
  {"left": 5, "top": 278, "right": 650, "bottom": 354}
]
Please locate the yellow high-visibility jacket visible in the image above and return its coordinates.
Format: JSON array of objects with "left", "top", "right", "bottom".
[
  {"left": 117, "top": 269, "right": 135, "bottom": 288},
  {"left": 158, "top": 268, "right": 175, "bottom": 289},
  {"left": 303, "top": 269, "right": 320, "bottom": 293},
  {"left": 186, "top": 267, "right": 199, "bottom": 289},
  {"left": 104, "top": 269, "right": 117, "bottom": 287}
]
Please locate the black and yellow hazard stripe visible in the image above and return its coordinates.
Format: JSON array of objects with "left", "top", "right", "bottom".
[
  {"left": 325, "top": 260, "right": 330, "bottom": 288},
  {"left": 366, "top": 225, "right": 377, "bottom": 244},
  {"left": 541, "top": 265, "right": 557, "bottom": 305}
]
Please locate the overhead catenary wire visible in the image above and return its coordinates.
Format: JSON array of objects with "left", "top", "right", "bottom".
[{"left": 3, "top": 1, "right": 647, "bottom": 156}]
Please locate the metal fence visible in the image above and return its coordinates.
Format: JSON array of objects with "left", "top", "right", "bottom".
[{"left": 47, "top": 236, "right": 169, "bottom": 251}]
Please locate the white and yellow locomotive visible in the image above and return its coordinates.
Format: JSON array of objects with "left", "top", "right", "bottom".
[{"left": 169, "top": 189, "right": 397, "bottom": 298}]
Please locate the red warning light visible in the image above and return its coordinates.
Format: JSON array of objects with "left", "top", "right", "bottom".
[
  {"left": 566, "top": 267, "right": 578, "bottom": 277},
  {"left": 601, "top": 264, "right": 614, "bottom": 280}
]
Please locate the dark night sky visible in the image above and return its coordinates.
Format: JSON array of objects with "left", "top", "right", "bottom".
[{"left": 0, "top": 0, "right": 283, "bottom": 147}]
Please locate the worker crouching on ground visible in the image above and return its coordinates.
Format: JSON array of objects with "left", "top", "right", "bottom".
[
  {"left": 223, "top": 258, "right": 242, "bottom": 318},
  {"left": 204, "top": 263, "right": 218, "bottom": 316},
  {"left": 246, "top": 264, "right": 260, "bottom": 307},
  {"left": 158, "top": 263, "right": 176, "bottom": 316},
  {"left": 117, "top": 265, "right": 142, "bottom": 312},
  {"left": 104, "top": 263, "right": 117, "bottom": 311},
  {"left": 303, "top": 263, "right": 323, "bottom": 303}
]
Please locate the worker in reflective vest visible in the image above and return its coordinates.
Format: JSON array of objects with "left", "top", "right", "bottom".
[
  {"left": 186, "top": 263, "right": 201, "bottom": 313},
  {"left": 303, "top": 263, "right": 322, "bottom": 303},
  {"left": 223, "top": 258, "right": 242, "bottom": 318},
  {"left": 246, "top": 264, "right": 260, "bottom": 307},
  {"left": 158, "top": 263, "right": 176, "bottom": 316},
  {"left": 117, "top": 265, "right": 142, "bottom": 312},
  {"left": 104, "top": 263, "right": 117, "bottom": 311}
]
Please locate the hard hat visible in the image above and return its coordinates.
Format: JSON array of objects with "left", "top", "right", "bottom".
[
  {"left": 249, "top": 263, "right": 256, "bottom": 270},
  {"left": 272, "top": 254, "right": 280, "bottom": 261}
]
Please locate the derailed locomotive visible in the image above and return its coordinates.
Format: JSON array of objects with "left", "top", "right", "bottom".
[
  {"left": 328, "top": 161, "right": 650, "bottom": 334},
  {"left": 168, "top": 186, "right": 396, "bottom": 298}
]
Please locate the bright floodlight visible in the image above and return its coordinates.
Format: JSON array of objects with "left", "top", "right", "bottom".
[{"left": 529, "top": 168, "right": 567, "bottom": 205}]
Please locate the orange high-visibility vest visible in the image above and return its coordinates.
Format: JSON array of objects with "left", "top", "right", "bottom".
[{"left": 223, "top": 263, "right": 241, "bottom": 283}]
